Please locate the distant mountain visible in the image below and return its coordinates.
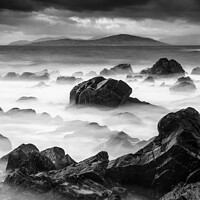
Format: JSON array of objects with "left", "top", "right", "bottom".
[
  {"left": 24, "top": 34, "right": 167, "bottom": 46},
  {"left": 8, "top": 36, "right": 67, "bottom": 46},
  {"left": 159, "top": 34, "right": 200, "bottom": 45}
]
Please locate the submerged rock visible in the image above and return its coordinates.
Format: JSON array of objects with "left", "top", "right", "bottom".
[
  {"left": 5, "top": 108, "right": 36, "bottom": 116},
  {"left": 56, "top": 76, "right": 82, "bottom": 84},
  {"left": 170, "top": 76, "right": 196, "bottom": 92},
  {"left": 72, "top": 71, "right": 83, "bottom": 77},
  {"left": 0, "top": 134, "right": 12, "bottom": 152},
  {"left": 17, "top": 96, "right": 37, "bottom": 102},
  {"left": 106, "top": 107, "right": 200, "bottom": 196},
  {"left": 70, "top": 76, "right": 132, "bottom": 107},
  {"left": 143, "top": 76, "right": 155, "bottom": 83},
  {"left": 100, "top": 64, "right": 133, "bottom": 76},
  {"left": 20, "top": 70, "right": 49, "bottom": 80},
  {"left": 140, "top": 58, "right": 185, "bottom": 76},
  {"left": 4, "top": 72, "right": 20, "bottom": 80},
  {"left": 86, "top": 71, "right": 97, "bottom": 77},
  {"left": 191, "top": 67, "right": 200, "bottom": 75}
]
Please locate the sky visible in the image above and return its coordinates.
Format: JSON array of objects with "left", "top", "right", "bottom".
[{"left": 0, "top": 0, "right": 200, "bottom": 45}]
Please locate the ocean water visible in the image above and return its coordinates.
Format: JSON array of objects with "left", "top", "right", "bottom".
[{"left": 0, "top": 45, "right": 200, "bottom": 199}]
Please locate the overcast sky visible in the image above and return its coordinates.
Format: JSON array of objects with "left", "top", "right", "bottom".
[{"left": 0, "top": 0, "right": 200, "bottom": 44}]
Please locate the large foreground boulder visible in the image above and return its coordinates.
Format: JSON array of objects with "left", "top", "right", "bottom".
[
  {"left": 106, "top": 107, "right": 200, "bottom": 196},
  {"left": 140, "top": 58, "right": 185, "bottom": 76},
  {"left": 70, "top": 76, "right": 132, "bottom": 107},
  {"left": 100, "top": 64, "right": 133, "bottom": 76}
]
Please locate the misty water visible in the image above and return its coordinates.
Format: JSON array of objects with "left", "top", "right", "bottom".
[{"left": 0, "top": 45, "right": 200, "bottom": 199}]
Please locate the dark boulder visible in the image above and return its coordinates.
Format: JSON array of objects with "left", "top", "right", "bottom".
[
  {"left": 191, "top": 67, "right": 200, "bottom": 75},
  {"left": 41, "top": 147, "right": 76, "bottom": 169},
  {"left": 0, "top": 143, "right": 39, "bottom": 163},
  {"left": 100, "top": 64, "right": 133, "bottom": 76},
  {"left": 106, "top": 107, "right": 200, "bottom": 196},
  {"left": 140, "top": 58, "right": 185, "bottom": 76},
  {"left": 170, "top": 76, "right": 196, "bottom": 92},
  {"left": 70, "top": 76, "right": 133, "bottom": 107}
]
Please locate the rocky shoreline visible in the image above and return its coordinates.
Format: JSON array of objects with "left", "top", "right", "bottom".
[{"left": 1, "top": 107, "right": 200, "bottom": 200}]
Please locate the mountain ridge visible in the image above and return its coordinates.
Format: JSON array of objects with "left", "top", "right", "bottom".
[{"left": 9, "top": 34, "right": 168, "bottom": 46}]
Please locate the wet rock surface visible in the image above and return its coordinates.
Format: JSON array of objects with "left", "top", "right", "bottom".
[{"left": 70, "top": 76, "right": 133, "bottom": 107}]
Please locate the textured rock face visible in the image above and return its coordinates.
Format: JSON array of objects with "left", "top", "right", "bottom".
[
  {"left": 4, "top": 150, "right": 121, "bottom": 200},
  {"left": 1, "top": 143, "right": 39, "bottom": 162},
  {"left": 169, "top": 76, "right": 196, "bottom": 92},
  {"left": 100, "top": 64, "right": 133, "bottom": 76},
  {"left": 70, "top": 77, "right": 132, "bottom": 107},
  {"left": 106, "top": 107, "right": 200, "bottom": 195},
  {"left": 41, "top": 147, "right": 76, "bottom": 169},
  {"left": 140, "top": 58, "right": 185, "bottom": 75},
  {"left": 191, "top": 67, "right": 200, "bottom": 75}
]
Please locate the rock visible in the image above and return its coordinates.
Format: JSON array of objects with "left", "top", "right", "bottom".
[
  {"left": 17, "top": 96, "right": 37, "bottom": 102},
  {"left": 0, "top": 107, "right": 4, "bottom": 115},
  {"left": 6, "top": 150, "right": 56, "bottom": 173},
  {"left": 160, "top": 182, "right": 200, "bottom": 200},
  {"left": 140, "top": 58, "right": 185, "bottom": 76},
  {"left": 106, "top": 107, "right": 200, "bottom": 196},
  {"left": 41, "top": 147, "right": 76, "bottom": 169},
  {"left": 191, "top": 67, "right": 200, "bottom": 75},
  {"left": 70, "top": 76, "right": 132, "bottom": 107},
  {"left": 20, "top": 70, "right": 49, "bottom": 80},
  {"left": 5, "top": 108, "right": 36, "bottom": 116},
  {"left": 1, "top": 143, "right": 39, "bottom": 163},
  {"left": 143, "top": 76, "right": 155, "bottom": 83},
  {"left": 100, "top": 64, "right": 133, "bottom": 76},
  {"left": 0, "top": 134, "right": 12, "bottom": 152},
  {"left": 4, "top": 150, "right": 121, "bottom": 200},
  {"left": 33, "top": 81, "right": 49, "bottom": 87},
  {"left": 170, "top": 76, "right": 197, "bottom": 92},
  {"left": 56, "top": 76, "right": 82, "bottom": 84},
  {"left": 176, "top": 76, "right": 193, "bottom": 83},
  {"left": 96, "top": 132, "right": 145, "bottom": 158},
  {"left": 86, "top": 71, "right": 97, "bottom": 77},
  {"left": 72, "top": 71, "right": 83, "bottom": 77},
  {"left": 4, "top": 72, "right": 20, "bottom": 80}
]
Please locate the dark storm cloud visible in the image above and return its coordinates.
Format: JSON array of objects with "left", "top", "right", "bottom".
[
  {"left": 0, "top": 0, "right": 150, "bottom": 12},
  {"left": 1, "top": 0, "right": 200, "bottom": 23}
]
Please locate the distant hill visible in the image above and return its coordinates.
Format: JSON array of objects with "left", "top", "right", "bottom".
[
  {"left": 159, "top": 34, "right": 200, "bottom": 45},
  {"left": 8, "top": 36, "right": 67, "bottom": 46},
  {"left": 22, "top": 34, "right": 167, "bottom": 46}
]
